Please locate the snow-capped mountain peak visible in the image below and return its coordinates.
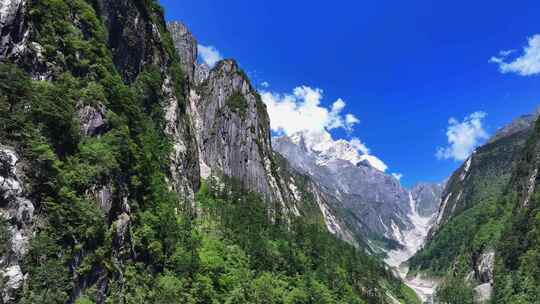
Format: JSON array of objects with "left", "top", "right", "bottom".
[{"left": 288, "top": 131, "right": 387, "bottom": 172}]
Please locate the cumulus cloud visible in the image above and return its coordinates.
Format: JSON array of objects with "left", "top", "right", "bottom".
[
  {"left": 392, "top": 173, "right": 403, "bottom": 181},
  {"left": 260, "top": 81, "right": 270, "bottom": 88},
  {"left": 263, "top": 86, "right": 388, "bottom": 171},
  {"left": 350, "top": 137, "right": 370, "bottom": 155},
  {"left": 490, "top": 34, "right": 540, "bottom": 76},
  {"left": 436, "top": 112, "right": 489, "bottom": 161},
  {"left": 198, "top": 44, "right": 223, "bottom": 67},
  {"left": 360, "top": 155, "right": 388, "bottom": 172},
  {"left": 261, "top": 86, "right": 360, "bottom": 135}
]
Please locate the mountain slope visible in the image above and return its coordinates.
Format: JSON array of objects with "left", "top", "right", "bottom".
[
  {"left": 273, "top": 132, "right": 443, "bottom": 259},
  {"left": 409, "top": 108, "right": 539, "bottom": 303},
  {"left": 494, "top": 114, "right": 540, "bottom": 303},
  {"left": 0, "top": 2, "right": 420, "bottom": 303},
  {"left": 168, "top": 22, "right": 365, "bottom": 246}
]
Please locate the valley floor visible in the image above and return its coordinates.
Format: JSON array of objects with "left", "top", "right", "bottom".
[{"left": 384, "top": 193, "right": 440, "bottom": 303}]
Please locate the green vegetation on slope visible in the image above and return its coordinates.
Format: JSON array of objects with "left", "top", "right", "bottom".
[
  {"left": 189, "top": 178, "right": 420, "bottom": 304},
  {"left": 226, "top": 91, "right": 249, "bottom": 117},
  {"left": 409, "top": 119, "right": 540, "bottom": 303},
  {"left": 494, "top": 119, "right": 540, "bottom": 303},
  {"left": 408, "top": 135, "right": 523, "bottom": 276},
  {"left": 0, "top": 1, "right": 420, "bottom": 303}
]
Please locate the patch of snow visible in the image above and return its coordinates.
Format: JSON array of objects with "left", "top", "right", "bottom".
[
  {"left": 455, "top": 190, "right": 463, "bottom": 203},
  {"left": 288, "top": 180, "right": 301, "bottom": 202},
  {"left": 436, "top": 192, "right": 452, "bottom": 225},
  {"left": 379, "top": 215, "right": 389, "bottom": 233},
  {"left": 384, "top": 193, "right": 440, "bottom": 302},
  {"left": 385, "top": 193, "right": 435, "bottom": 268},
  {"left": 460, "top": 157, "right": 472, "bottom": 181},
  {"left": 289, "top": 131, "right": 387, "bottom": 171},
  {"left": 523, "top": 168, "right": 538, "bottom": 207},
  {"left": 316, "top": 199, "right": 341, "bottom": 235},
  {"left": 390, "top": 220, "right": 403, "bottom": 243}
]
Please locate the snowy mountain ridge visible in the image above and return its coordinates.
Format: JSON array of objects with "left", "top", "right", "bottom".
[{"left": 288, "top": 131, "right": 388, "bottom": 172}]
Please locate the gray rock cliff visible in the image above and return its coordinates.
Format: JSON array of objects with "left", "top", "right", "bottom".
[{"left": 0, "top": 146, "right": 34, "bottom": 303}]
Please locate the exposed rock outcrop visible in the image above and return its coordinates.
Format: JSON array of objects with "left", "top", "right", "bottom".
[
  {"left": 168, "top": 21, "right": 198, "bottom": 82},
  {"left": 77, "top": 102, "right": 108, "bottom": 137},
  {"left": 0, "top": 0, "right": 28, "bottom": 60},
  {"left": 474, "top": 283, "right": 493, "bottom": 303},
  {"left": 476, "top": 250, "right": 495, "bottom": 284},
  {"left": 195, "top": 63, "right": 210, "bottom": 84},
  {"left": 488, "top": 107, "right": 540, "bottom": 144},
  {"left": 410, "top": 183, "right": 444, "bottom": 218},
  {"left": 189, "top": 60, "right": 282, "bottom": 199},
  {"left": 0, "top": 146, "right": 34, "bottom": 303}
]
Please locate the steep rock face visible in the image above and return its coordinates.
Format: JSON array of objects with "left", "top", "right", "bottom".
[
  {"left": 189, "top": 60, "right": 282, "bottom": 199},
  {"left": 0, "top": 0, "right": 27, "bottom": 60},
  {"left": 0, "top": 0, "right": 50, "bottom": 80},
  {"left": 167, "top": 21, "right": 197, "bottom": 82},
  {"left": 491, "top": 113, "right": 540, "bottom": 303},
  {"left": 488, "top": 107, "right": 539, "bottom": 144},
  {"left": 385, "top": 184, "right": 443, "bottom": 269},
  {"left": 76, "top": 102, "right": 108, "bottom": 137},
  {"left": 95, "top": 0, "right": 164, "bottom": 82},
  {"left": 169, "top": 22, "right": 297, "bottom": 209},
  {"left": 410, "top": 183, "right": 444, "bottom": 218},
  {"left": 0, "top": 146, "right": 34, "bottom": 303}
]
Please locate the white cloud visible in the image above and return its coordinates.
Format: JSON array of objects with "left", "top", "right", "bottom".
[
  {"left": 499, "top": 49, "right": 515, "bottom": 57},
  {"left": 346, "top": 114, "right": 360, "bottom": 129},
  {"left": 392, "top": 173, "right": 403, "bottom": 181},
  {"left": 198, "top": 44, "right": 223, "bottom": 67},
  {"left": 263, "top": 86, "right": 388, "bottom": 171},
  {"left": 360, "top": 155, "right": 388, "bottom": 172},
  {"left": 260, "top": 81, "right": 270, "bottom": 88},
  {"left": 350, "top": 137, "right": 370, "bottom": 155},
  {"left": 490, "top": 35, "right": 540, "bottom": 76},
  {"left": 261, "top": 86, "right": 359, "bottom": 135},
  {"left": 436, "top": 111, "right": 489, "bottom": 161}
]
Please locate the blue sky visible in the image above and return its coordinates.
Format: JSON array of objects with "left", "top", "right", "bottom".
[{"left": 160, "top": 0, "right": 540, "bottom": 187}]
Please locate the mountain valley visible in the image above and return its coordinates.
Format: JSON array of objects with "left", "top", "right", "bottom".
[{"left": 0, "top": 1, "right": 539, "bottom": 303}]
